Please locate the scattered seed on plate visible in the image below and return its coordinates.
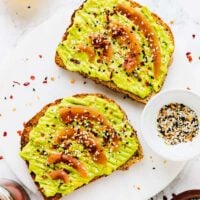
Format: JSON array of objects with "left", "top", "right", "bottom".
[
  {"left": 157, "top": 103, "right": 199, "bottom": 145},
  {"left": 0, "top": 156, "right": 3, "bottom": 160}
]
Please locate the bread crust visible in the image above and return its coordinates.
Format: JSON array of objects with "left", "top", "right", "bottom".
[
  {"left": 55, "top": 1, "right": 174, "bottom": 104},
  {"left": 21, "top": 93, "right": 143, "bottom": 200}
]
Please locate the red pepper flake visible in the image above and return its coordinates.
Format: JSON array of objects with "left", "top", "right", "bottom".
[
  {"left": 13, "top": 81, "right": 20, "bottom": 86},
  {"left": 30, "top": 75, "right": 35, "bottom": 80},
  {"left": 0, "top": 156, "right": 3, "bottom": 160},
  {"left": 10, "top": 95, "right": 13, "bottom": 99},
  {"left": 192, "top": 34, "right": 196, "bottom": 39},
  {"left": 17, "top": 130, "right": 22, "bottom": 136},
  {"left": 43, "top": 80, "right": 47, "bottom": 84},
  {"left": 3, "top": 131, "right": 7, "bottom": 137},
  {"left": 23, "top": 82, "right": 30, "bottom": 86},
  {"left": 186, "top": 52, "right": 193, "bottom": 63},
  {"left": 38, "top": 54, "right": 43, "bottom": 58}
]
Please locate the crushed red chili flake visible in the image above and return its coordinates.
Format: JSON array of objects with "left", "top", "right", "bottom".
[
  {"left": 43, "top": 80, "right": 48, "bottom": 84},
  {"left": 186, "top": 52, "right": 193, "bottom": 63},
  {"left": 192, "top": 34, "right": 196, "bottom": 39},
  {"left": 3, "top": 131, "right": 7, "bottom": 137},
  {"left": 30, "top": 75, "right": 35, "bottom": 80},
  {"left": 10, "top": 95, "right": 13, "bottom": 99},
  {"left": 38, "top": 54, "right": 43, "bottom": 58},
  {"left": 0, "top": 156, "right": 3, "bottom": 160},
  {"left": 17, "top": 130, "right": 22, "bottom": 136},
  {"left": 23, "top": 82, "right": 30, "bottom": 86}
]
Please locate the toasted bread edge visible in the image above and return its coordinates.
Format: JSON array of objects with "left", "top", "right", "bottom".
[
  {"left": 21, "top": 93, "right": 143, "bottom": 200},
  {"left": 55, "top": 1, "right": 174, "bottom": 104}
]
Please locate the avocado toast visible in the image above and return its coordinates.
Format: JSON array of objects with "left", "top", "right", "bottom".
[
  {"left": 55, "top": 0, "right": 174, "bottom": 103},
  {"left": 20, "top": 94, "right": 143, "bottom": 199}
]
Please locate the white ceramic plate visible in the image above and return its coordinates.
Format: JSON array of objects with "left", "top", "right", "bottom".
[{"left": 1, "top": 0, "right": 200, "bottom": 199}]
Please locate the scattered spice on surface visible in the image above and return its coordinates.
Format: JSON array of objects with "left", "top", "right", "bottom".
[
  {"left": 123, "top": 95, "right": 128, "bottom": 99},
  {"left": 192, "top": 34, "right": 196, "bottom": 39},
  {"left": 136, "top": 186, "right": 141, "bottom": 191},
  {"left": 38, "top": 54, "right": 43, "bottom": 58},
  {"left": 186, "top": 52, "right": 193, "bottom": 63},
  {"left": 152, "top": 167, "right": 156, "bottom": 170},
  {"left": 17, "top": 130, "right": 22, "bottom": 136},
  {"left": 27, "top": 6, "right": 31, "bottom": 9},
  {"left": 10, "top": 95, "right": 13, "bottom": 99},
  {"left": 163, "top": 196, "right": 168, "bottom": 200},
  {"left": 163, "top": 160, "right": 167, "bottom": 164},
  {"left": 70, "top": 79, "right": 76, "bottom": 84},
  {"left": 186, "top": 87, "right": 191, "bottom": 90},
  {"left": 133, "top": 185, "right": 141, "bottom": 191},
  {"left": 172, "top": 193, "right": 176, "bottom": 198},
  {"left": 30, "top": 75, "right": 35, "bottom": 80},
  {"left": 43, "top": 80, "right": 48, "bottom": 84},
  {"left": 50, "top": 77, "right": 55, "bottom": 81},
  {"left": 170, "top": 20, "right": 174, "bottom": 25},
  {"left": 3, "top": 131, "right": 7, "bottom": 137},
  {"left": 12, "top": 108, "right": 16, "bottom": 112},
  {"left": 32, "top": 88, "right": 36, "bottom": 92},
  {"left": 42, "top": 76, "right": 48, "bottom": 84},
  {"left": 157, "top": 103, "right": 199, "bottom": 145},
  {"left": 23, "top": 82, "right": 30, "bottom": 86},
  {"left": 0, "top": 156, "right": 3, "bottom": 160},
  {"left": 83, "top": 81, "right": 87, "bottom": 84},
  {"left": 13, "top": 81, "right": 20, "bottom": 86}
]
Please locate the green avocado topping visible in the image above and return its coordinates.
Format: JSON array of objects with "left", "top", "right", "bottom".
[
  {"left": 56, "top": 0, "right": 174, "bottom": 99},
  {"left": 20, "top": 95, "right": 140, "bottom": 197}
]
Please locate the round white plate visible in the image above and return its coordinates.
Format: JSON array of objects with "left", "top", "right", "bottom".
[{"left": 0, "top": 0, "right": 200, "bottom": 199}]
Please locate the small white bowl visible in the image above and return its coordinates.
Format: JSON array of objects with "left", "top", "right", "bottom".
[{"left": 141, "top": 89, "right": 200, "bottom": 162}]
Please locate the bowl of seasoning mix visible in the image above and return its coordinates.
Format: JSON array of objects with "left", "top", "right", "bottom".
[{"left": 141, "top": 89, "right": 200, "bottom": 161}]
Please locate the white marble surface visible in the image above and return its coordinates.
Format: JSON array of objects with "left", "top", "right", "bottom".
[{"left": 0, "top": 0, "right": 200, "bottom": 199}]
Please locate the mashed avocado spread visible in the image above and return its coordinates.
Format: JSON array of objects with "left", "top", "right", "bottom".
[
  {"left": 20, "top": 95, "right": 140, "bottom": 197},
  {"left": 57, "top": 0, "right": 174, "bottom": 99}
]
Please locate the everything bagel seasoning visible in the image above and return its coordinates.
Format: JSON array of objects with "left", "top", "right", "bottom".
[{"left": 157, "top": 103, "right": 199, "bottom": 145}]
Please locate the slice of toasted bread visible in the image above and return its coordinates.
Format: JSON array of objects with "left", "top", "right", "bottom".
[
  {"left": 20, "top": 94, "right": 143, "bottom": 200},
  {"left": 55, "top": 0, "right": 174, "bottom": 103}
]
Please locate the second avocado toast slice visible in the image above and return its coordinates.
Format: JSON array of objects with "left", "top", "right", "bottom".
[
  {"left": 20, "top": 94, "right": 143, "bottom": 200},
  {"left": 55, "top": 0, "right": 174, "bottom": 103}
]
